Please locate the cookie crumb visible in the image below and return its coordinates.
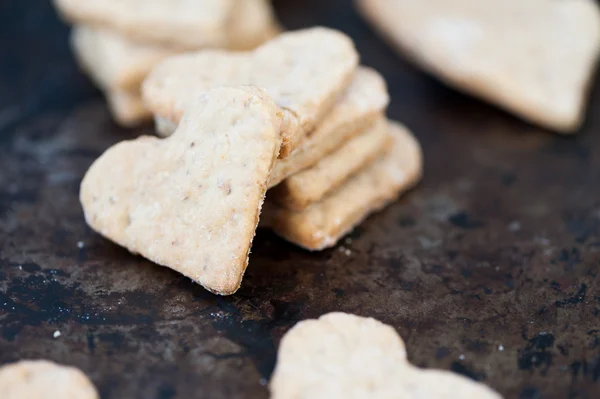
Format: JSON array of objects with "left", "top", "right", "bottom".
[
  {"left": 344, "top": 249, "right": 351, "bottom": 256},
  {"left": 53, "top": 330, "right": 61, "bottom": 338}
]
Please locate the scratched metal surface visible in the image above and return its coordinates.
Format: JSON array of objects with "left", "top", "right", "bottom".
[{"left": 1, "top": 0, "right": 599, "bottom": 398}]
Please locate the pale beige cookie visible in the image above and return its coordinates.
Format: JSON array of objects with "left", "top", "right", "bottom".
[
  {"left": 356, "top": 0, "right": 600, "bottom": 132},
  {"left": 270, "top": 117, "right": 391, "bottom": 211},
  {"left": 107, "top": 90, "right": 152, "bottom": 127},
  {"left": 270, "top": 313, "right": 502, "bottom": 399},
  {"left": 0, "top": 360, "right": 98, "bottom": 399},
  {"left": 267, "top": 67, "right": 389, "bottom": 186},
  {"left": 227, "top": 0, "right": 282, "bottom": 51},
  {"left": 80, "top": 87, "right": 282, "bottom": 295},
  {"left": 153, "top": 68, "right": 386, "bottom": 171},
  {"left": 262, "top": 121, "right": 422, "bottom": 251},
  {"left": 70, "top": 26, "right": 162, "bottom": 126},
  {"left": 56, "top": 0, "right": 278, "bottom": 51},
  {"left": 54, "top": 0, "right": 235, "bottom": 50},
  {"left": 70, "top": 25, "right": 177, "bottom": 92},
  {"left": 142, "top": 27, "right": 359, "bottom": 157}
]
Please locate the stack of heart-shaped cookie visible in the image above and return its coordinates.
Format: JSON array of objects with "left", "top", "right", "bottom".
[
  {"left": 141, "top": 28, "right": 423, "bottom": 252},
  {"left": 80, "top": 28, "right": 423, "bottom": 295},
  {"left": 52, "top": 0, "right": 280, "bottom": 126}
]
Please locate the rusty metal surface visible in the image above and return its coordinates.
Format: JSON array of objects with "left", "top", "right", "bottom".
[{"left": 1, "top": 0, "right": 600, "bottom": 398}]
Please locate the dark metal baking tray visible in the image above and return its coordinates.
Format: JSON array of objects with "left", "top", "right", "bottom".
[{"left": 1, "top": 0, "right": 599, "bottom": 397}]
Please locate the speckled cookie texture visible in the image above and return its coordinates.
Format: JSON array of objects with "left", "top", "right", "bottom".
[
  {"left": 153, "top": 67, "right": 387, "bottom": 177},
  {"left": 263, "top": 121, "right": 422, "bottom": 251},
  {"left": 54, "top": 0, "right": 278, "bottom": 51},
  {"left": 142, "top": 27, "right": 359, "bottom": 158},
  {"left": 0, "top": 360, "right": 99, "bottom": 399},
  {"left": 267, "top": 67, "right": 388, "bottom": 186},
  {"left": 270, "top": 313, "right": 502, "bottom": 399},
  {"left": 357, "top": 0, "right": 600, "bottom": 132},
  {"left": 270, "top": 117, "right": 390, "bottom": 211},
  {"left": 80, "top": 87, "right": 282, "bottom": 295}
]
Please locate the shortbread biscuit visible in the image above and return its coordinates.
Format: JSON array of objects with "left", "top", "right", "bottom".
[
  {"left": 70, "top": 26, "right": 162, "bottom": 126},
  {"left": 142, "top": 27, "right": 359, "bottom": 157},
  {"left": 0, "top": 360, "right": 98, "bottom": 399},
  {"left": 107, "top": 90, "right": 152, "bottom": 127},
  {"left": 54, "top": 0, "right": 267, "bottom": 50},
  {"left": 270, "top": 313, "right": 502, "bottom": 399},
  {"left": 270, "top": 117, "right": 391, "bottom": 211},
  {"left": 71, "top": 25, "right": 177, "bottom": 92},
  {"left": 80, "top": 87, "right": 282, "bottom": 295},
  {"left": 227, "top": 0, "right": 282, "bottom": 51},
  {"left": 356, "top": 0, "right": 600, "bottom": 132},
  {"left": 262, "top": 121, "right": 422, "bottom": 251},
  {"left": 153, "top": 68, "right": 387, "bottom": 174},
  {"left": 267, "top": 67, "right": 389, "bottom": 186}
]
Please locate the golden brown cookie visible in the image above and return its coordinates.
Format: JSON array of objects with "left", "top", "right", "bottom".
[
  {"left": 270, "top": 117, "right": 391, "bottom": 211},
  {"left": 262, "top": 120, "right": 422, "bottom": 251},
  {"left": 81, "top": 87, "right": 282, "bottom": 294},
  {"left": 142, "top": 28, "right": 359, "bottom": 158},
  {"left": 267, "top": 67, "right": 388, "bottom": 186}
]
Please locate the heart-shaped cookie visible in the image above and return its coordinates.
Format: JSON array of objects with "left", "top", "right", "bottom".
[
  {"left": 357, "top": 0, "right": 600, "bottom": 132},
  {"left": 142, "top": 27, "right": 359, "bottom": 158},
  {"left": 0, "top": 360, "right": 98, "bottom": 399},
  {"left": 268, "top": 66, "right": 389, "bottom": 187},
  {"left": 70, "top": 25, "right": 178, "bottom": 93},
  {"left": 54, "top": 0, "right": 278, "bottom": 51},
  {"left": 262, "top": 120, "right": 422, "bottom": 251},
  {"left": 80, "top": 87, "right": 282, "bottom": 295},
  {"left": 269, "top": 117, "right": 391, "bottom": 211},
  {"left": 54, "top": 0, "right": 234, "bottom": 49},
  {"left": 270, "top": 313, "right": 502, "bottom": 398}
]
